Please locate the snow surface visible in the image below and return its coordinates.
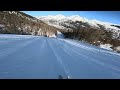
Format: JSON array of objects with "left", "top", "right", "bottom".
[
  {"left": 100, "top": 44, "right": 113, "bottom": 51},
  {"left": 0, "top": 34, "right": 120, "bottom": 79},
  {"left": 48, "top": 33, "right": 56, "bottom": 38},
  {"left": 115, "top": 46, "right": 120, "bottom": 52}
]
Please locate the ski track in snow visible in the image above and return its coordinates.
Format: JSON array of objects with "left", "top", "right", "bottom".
[
  {"left": 0, "top": 34, "right": 120, "bottom": 79},
  {"left": 47, "top": 38, "right": 71, "bottom": 79},
  {"left": 60, "top": 39, "right": 120, "bottom": 66},
  {"left": 54, "top": 39, "right": 120, "bottom": 78}
]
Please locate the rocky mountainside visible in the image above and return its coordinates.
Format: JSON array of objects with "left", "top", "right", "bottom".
[
  {"left": 0, "top": 11, "right": 63, "bottom": 37},
  {"left": 37, "top": 15, "right": 120, "bottom": 39},
  {"left": 37, "top": 15, "right": 120, "bottom": 52}
]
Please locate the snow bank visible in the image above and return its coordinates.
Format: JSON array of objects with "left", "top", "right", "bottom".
[
  {"left": 100, "top": 44, "right": 113, "bottom": 51},
  {"left": 56, "top": 31, "right": 64, "bottom": 38},
  {"left": 114, "top": 46, "right": 120, "bottom": 52},
  {"left": 48, "top": 34, "right": 56, "bottom": 38}
]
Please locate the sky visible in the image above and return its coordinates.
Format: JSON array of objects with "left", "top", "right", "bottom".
[{"left": 22, "top": 11, "right": 120, "bottom": 25}]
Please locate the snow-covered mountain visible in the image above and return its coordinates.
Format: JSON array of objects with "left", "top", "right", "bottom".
[
  {"left": 37, "top": 14, "right": 120, "bottom": 30},
  {"left": 37, "top": 14, "right": 120, "bottom": 39}
]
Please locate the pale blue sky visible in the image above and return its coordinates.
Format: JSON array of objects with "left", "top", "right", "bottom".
[{"left": 22, "top": 11, "right": 120, "bottom": 24}]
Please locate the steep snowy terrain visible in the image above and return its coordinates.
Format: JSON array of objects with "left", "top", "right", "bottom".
[{"left": 0, "top": 34, "right": 120, "bottom": 79}]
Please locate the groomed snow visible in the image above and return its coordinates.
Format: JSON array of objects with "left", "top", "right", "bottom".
[{"left": 0, "top": 34, "right": 120, "bottom": 79}]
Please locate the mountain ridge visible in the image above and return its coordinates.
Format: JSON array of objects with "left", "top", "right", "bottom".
[{"left": 37, "top": 14, "right": 120, "bottom": 32}]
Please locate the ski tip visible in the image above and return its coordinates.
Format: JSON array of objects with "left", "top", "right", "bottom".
[
  {"left": 58, "top": 75, "right": 71, "bottom": 79},
  {"left": 67, "top": 76, "right": 70, "bottom": 79}
]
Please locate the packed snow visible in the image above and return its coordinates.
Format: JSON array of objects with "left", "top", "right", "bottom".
[{"left": 0, "top": 34, "right": 120, "bottom": 79}]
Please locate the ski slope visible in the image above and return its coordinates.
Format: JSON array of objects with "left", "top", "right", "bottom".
[{"left": 0, "top": 34, "right": 120, "bottom": 79}]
